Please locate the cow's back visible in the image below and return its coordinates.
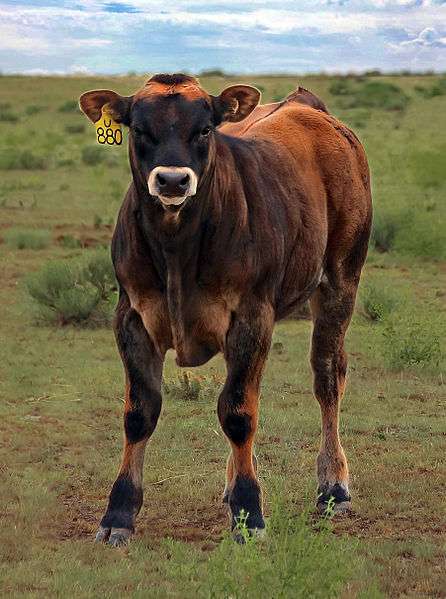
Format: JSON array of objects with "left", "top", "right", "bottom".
[{"left": 221, "top": 93, "right": 371, "bottom": 249}]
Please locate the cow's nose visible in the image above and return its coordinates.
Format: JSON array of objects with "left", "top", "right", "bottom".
[{"left": 155, "top": 170, "right": 190, "bottom": 197}]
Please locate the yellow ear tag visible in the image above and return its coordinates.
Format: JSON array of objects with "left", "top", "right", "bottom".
[{"left": 95, "top": 106, "right": 122, "bottom": 145}]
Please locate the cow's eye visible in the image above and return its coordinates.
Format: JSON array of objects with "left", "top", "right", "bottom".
[
  {"left": 133, "top": 127, "right": 157, "bottom": 144},
  {"left": 200, "top": 126, "right": 211, "bottom": 137}
]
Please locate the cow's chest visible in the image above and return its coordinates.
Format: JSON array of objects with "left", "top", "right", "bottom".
[{"left": 130, "top": 281, "right": 236, "bottom": 368}]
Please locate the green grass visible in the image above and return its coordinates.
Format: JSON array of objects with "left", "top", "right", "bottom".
[
  {"left": 0, "top": 73, "right": 445, "bottom": 598},
  {"left": 4, "top": 228, "right": 51, "bottom": 250}
]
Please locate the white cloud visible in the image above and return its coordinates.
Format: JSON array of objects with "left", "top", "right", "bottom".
[
  {"left": 400, "top": 26, "right": 446, "bottom": 46},
  {"left": 0, "top": 1, "right": 445, "bottom": 73}
]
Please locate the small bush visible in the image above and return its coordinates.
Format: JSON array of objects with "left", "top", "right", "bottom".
[
  {"left": 82, "top": 146, "right": 105, "bottom": 166},
  {"left": 371, "top": 212, "right": 401, "bottom": 252},
  {"left": 58, "top": 100, "right": 79, "bottom": 113},
  {"left": 0, "top": 107, "right": 19, "bottom": 122},
  {"left": 351, "top": 81, "right": 409, "bottom": 111},
  {"left": 383, "top": 319, "right": 442, "bottom": 370},
  {"left": 25, "top": 105, "right": 46, "bottom": 116},
  {"left": 0, "top": 149, "right": 47, "bottom": 170},
  {"left": 59, "top": 235, "right": 81, "bottom": 249},
  {"left": 415, "top": 77, "right": 446, "bottom": 99},
  {"left": 329, "top": 78, "right": 355, "bottom": 96},
  {"left": 64, "top": 123, "right": 85, "bottom": 134},
  {"left": 360, "top": 284, "right": 399, "bottom": 321},
  {"left": 81, "top": 249, "right": 116, "bottom": 300},
  {"left": 24, "top": 249, "right": 116, "bottom": 326},
  {"left": 4, "top": 228, "right": 51, "bottom": 250}
]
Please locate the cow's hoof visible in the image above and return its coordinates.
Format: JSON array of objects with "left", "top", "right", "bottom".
[
  {"left": 95, "top": 526, "right": 132, "bottom": 546},
  {"left": 95, "top": 525, "right": 111, "bottom": 543},
  {"left": 108, "top": 528, "right": 132, "bottom": 547},
  {"left": 233, "top": 526, "right": 266, "bottom": 545},
  {"left": 316, "top": 500, "right": 352, "bottom": 515}
]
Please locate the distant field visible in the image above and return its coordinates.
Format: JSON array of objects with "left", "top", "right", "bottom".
[{"left": 0, "top": 74, "right": 445, "bottom": 598}]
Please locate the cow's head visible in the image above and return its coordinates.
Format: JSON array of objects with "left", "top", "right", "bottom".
[{"left": 79, "top": 74, "right": 260, "bottom": 210}]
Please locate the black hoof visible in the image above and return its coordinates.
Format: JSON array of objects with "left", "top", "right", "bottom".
[
  {"left": 233, "top": 526, "right": 266, "bottom": 544},
  {"left": 95, "top": 525, "right": 133, "bottom": 546},
  {"left": 317, "top": 482, "right": 352, "bottom": 514}
]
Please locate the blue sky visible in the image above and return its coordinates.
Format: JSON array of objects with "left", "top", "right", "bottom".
[{"left": 1, "top": 0, "right": 445, "bottom": 75}]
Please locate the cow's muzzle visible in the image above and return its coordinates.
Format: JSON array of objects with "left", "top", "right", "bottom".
[{"left": 148, "top": 166, "right": 198, "bottom": 207}]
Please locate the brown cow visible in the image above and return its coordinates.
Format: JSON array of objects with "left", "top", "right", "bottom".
[{"left": 80, "top": 74, "right": 372, "bottom": 546}]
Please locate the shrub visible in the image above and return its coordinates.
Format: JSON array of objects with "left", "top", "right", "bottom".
[
  {"left": 328, "top": 78, "right": 355, "bottom": 96},
  {"left": 371, "top": 211, "right": 401, "bottom": 252},
  {"left": 348, "top": 81, "right": 409, "bottom": 111},
  {"left": 198, "top": 68, "right": 226, "bottom": 77},
  {"left": 64, "top": 123, "right": 85, "bottom": 134},
  {"left": 0, "top": 149, "right": 47, "bottom": 170},
  {"left": 415, "top": 77, "right": 446, "bottom": 99},
  {"left": 383, "top": 319, "right": 442, "bottom": 370},
  {"left": 58, "top": 100, "right": 79, "bottom": 113},
  {"left": 24, "top": 249, "right": 116, "bottom": 326},
  {"left": 81, "top": 248, "right": 116, "bottom": 299},
  {"left": 0, "top": 107, "right": 19, "bottom": 122},
  {"left": 25, "top": 105, "right": 46, "bottom": 116},
  {"left": 4, "top": 228, "right": 51, "bottom": 250},
  {"left": 59, "top": 235, "right": 81, "bottom": 249},
  {"left": 360, "top": 284, "right": 399, "bottom": 321},
  {"left": 81, "top": 146, "right": 105, "bottom": 166}
]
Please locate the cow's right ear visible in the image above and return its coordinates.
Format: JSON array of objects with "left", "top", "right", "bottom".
[{"left": 79, "top": 90, "right": 132, "bottom": 125}]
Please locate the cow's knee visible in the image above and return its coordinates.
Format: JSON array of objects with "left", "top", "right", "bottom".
[{"left": 124, "top": 391, "right": 161, "bottom": 444}]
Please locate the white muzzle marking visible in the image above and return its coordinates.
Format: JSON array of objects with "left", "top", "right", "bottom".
[{"left": 147, "top": 166, "right": 198, "bottom": 207}]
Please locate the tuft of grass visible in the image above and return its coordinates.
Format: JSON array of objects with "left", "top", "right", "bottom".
[
  {"left": 371, "top": 212, "right": 401, "bottom": 252},
  {"left": 82, "top": 145, "right": 106, "bottom": 166},
  {"left": 64, "top": 123, "right": 85, "bottom": 134},
  {"left": 360, "top": 284, "right": 400, "bottom": 321},
  {"left": 58, "top": 100, "right": 80, "bottom": 113},
  {"left": 25, "top": 104, "right": 46, "bottom": 116},
  {"left": 24, "top": 249, "right": 116, "bottom": 326},
  {"left": 335, "top": 80, "right": 409, "bottom": 112},
  {"left": 59, "top": 234, "right": 82, "bottom": 249},
  {"left": 414, "top": 77, "right": 446, "bottom": 99},
  {"left": 163, "top": 371, "right": 221, "bottom": 401},
  {"left": 0, "top": 149, "right": 47, "bottom": 170},
  {"left": 0, "top": 106, "right": 19, "bottom": 122},
  {"left": 4, "top": 228, "right": 51, "bottom": 250},
  {"left": 199, "top": 497, "right": 361, "bottom": 598},
  {"left": 383, "top": 318, "right": 442, "bottom": 370},
  {"left": 329, "top": 78, "right": 355, "bottom": 96}
]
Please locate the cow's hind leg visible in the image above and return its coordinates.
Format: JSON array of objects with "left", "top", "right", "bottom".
[
  {"left": 95, "top": 290, "right": 163, "bottom": 546},
  {"left": 310, "top": 272, "right": 360, "bottom": 514},
  {"left": 218, "top": 304, "right": 273, "bottom": 540}
]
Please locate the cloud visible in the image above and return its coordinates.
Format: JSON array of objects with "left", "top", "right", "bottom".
[
  {"left": 0, "top": 1, "right": 445, "bottom": 74},
  {"left": 400, "top": 26, "right": 446, "bottom": 46}
]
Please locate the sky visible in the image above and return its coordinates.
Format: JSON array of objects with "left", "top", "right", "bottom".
[{"left": 0, "top": 0, "right": 445, "bottom": 75}]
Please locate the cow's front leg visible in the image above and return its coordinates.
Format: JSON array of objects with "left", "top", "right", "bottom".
[
  {"left": 218, "top": 304, "right": 274, "bottom": 540},
  {"left": 95, "top": 291, "right": 164, "bottom": 546}
]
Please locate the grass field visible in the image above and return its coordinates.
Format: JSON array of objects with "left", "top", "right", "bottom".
[{"left": 0, "top": 73, "right": 445, "bottom": 598}]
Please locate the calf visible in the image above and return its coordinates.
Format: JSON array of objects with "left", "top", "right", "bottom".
[{"left": 80, "top": 74, "right": 372, "bottom": 546}]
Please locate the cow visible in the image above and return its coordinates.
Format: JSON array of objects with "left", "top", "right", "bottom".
[{"left": 79, "top": 74, "right": 372, "bottom": 546}]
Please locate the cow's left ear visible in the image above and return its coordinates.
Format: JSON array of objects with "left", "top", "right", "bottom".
[
  {"left": 212, "top": 85, "right": 260, "bottom": 124},
  {"left": 79, "top": 89, "right": 133, "bottom": 125}
]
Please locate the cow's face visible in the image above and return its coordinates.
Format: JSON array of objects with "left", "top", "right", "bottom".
[{"left": 80, "top": 74, "right": 260, "bottom": 210}]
